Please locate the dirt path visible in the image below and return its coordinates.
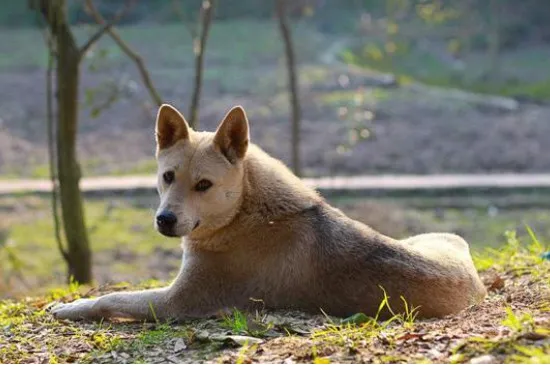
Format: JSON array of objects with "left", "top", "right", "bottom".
[{"left": 3, "top": 173, "right": 550, "bottom": 195}]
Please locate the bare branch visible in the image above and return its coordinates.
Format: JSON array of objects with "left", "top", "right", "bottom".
[
  {"left": 276, "top": 0, "right": 302, "bottom": 176},
  {"left": 79, "top": 0, "right": 135, "bottom": 59},
  {"left": 84, "top": 0, "right": 163, "bottom": 106},
  {"left": 173, "top": 0, "right": 199, "bottom": 38},
  {"left": 78, "top": 22, "right": 113, "bottom": 58},
  {"left": 188, "top": 0, "right": 215, "bottom": 128}
]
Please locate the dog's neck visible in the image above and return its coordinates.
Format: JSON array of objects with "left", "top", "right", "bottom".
[{"left": 239, "top": 144, "right": 321, "bottom": 220}]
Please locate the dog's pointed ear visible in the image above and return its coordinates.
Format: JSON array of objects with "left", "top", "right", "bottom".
[
  {"left": 155, "top": 104, "right": 190, "bottom": 150},
  {"left": 214, "top": 106, "right": 250, "bottom": 163}
]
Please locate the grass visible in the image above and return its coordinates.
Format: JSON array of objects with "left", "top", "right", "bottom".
[
  {"left": 3, "top": 194, "right": 550, "bottom": 297},
  {"left": 0, "top": 195, "right": 549, "bottom": 362},
  {"left": 0, "top": 20, "right": 321, "bottom": 72},
  {"left": 0, "top": 224, "right": 548, "bottom": 363},
  {"left": 449, "top": 306, "right": 550, "bottom": 364},
  {"left": 472, "top": 228, "right": 548, "bottom": 273},
  {"left": 221, "top": 308, "right": 249, "bottom": 334},
  {"left": 0, "top": 285, "right": 122, "bottom": 363},
  {"left": 311, "top": 288, "right": 419, "bottom": 357},
  {"left": 0, "top": 196, "right": 179, "bottom": 298},
  {"left": 343, "top": 39, "right": 550, "bottom": 101},
  {"left": 0, "top": 158, "right": 158, "bottom": 179}
]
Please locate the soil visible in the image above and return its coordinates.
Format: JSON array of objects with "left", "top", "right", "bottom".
[
  {"left": 217, "top": 270, "right": 550, "bottom": 364},
  {"left": 1, "top": 257, "right": 547, "bottom": 364}
]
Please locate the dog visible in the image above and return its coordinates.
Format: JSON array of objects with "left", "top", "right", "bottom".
[{"left": 51, "top": 104, "right": 486, "bottom": 321}]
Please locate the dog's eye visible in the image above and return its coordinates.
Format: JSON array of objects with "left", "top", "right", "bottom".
[
  {"left": 195, "top": 179, "right": 213, "bottom": 192},
  {"left": 163, "top": 171, "right": 175, "bottom": 185}
]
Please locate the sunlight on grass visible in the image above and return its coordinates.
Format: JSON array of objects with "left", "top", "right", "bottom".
[
  {"left": 343, "top": 39, "right": 550, "bottom": 100},
  {"left": 0, "top": 197, "right": 175, "bottom": 297},
  {"left": 0, "top": 296, "right": 121, "bottom": 363},
  {"left": 473, "top": 228, "right": 548, "bottom": 276},
  {"left": 450, "top": 305, "right": 549, "bottom": 364},
  {"left": 0, "top": 223, "right": 548, "bottom": 363},
  {"left": 312, "top": 286, "right": 419, "bottom": 354},
  {"left": 222, "top": 308, "right": 249, "bottom": 334}
]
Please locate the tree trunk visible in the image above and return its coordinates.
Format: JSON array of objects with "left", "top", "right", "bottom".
[
  {"left": 276, "top": 0, "right": 301, "bottom": 177},
  {"left": 56, "top": 27, "right": 92, "bottom": 284},
  {"left": 35, "top": 0, "right": 92, "bottom": 284}
]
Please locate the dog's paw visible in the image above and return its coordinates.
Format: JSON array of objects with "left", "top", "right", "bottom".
[{"left": 50, "top": 298, "right": 99, "bottom": 321}]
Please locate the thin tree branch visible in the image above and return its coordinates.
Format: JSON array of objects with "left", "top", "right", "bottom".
[
  {"left": 188, "top": 0, "right": 215, "bottom": 129},
  {"left": 45, "top": 27, "right": 69, "bottom": 262},
  {"left": 78, "top": 22, "right": 114, "bottom": 58},
  {"left": 276, "top": 0, "right": 302, "bottom": 176},
  {"left": 173, "top": 0, "right": 199, "bottom": 38},
  {"left": 84, "top": 0, "right": 163, "bottom": 106},
  {"left": 79, "top": 0, "right": 135, "bottom": 59}
]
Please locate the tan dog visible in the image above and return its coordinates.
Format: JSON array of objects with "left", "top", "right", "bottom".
[{"left": 52, "top": 104, "right": 486, "bottom": 321}]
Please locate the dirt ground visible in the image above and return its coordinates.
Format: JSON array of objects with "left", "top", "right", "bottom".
[
  {"left": 1, "top": 241, "right": 548, "bottom": 364},
  {"left": 217, "top": 269, "right": 550, "bottom": 364}
]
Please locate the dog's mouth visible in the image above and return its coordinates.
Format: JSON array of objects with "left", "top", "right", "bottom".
[
  {"left": 157, "top": 226, "right": 180, "bottom": 238},
  {"left": 156, "top": 220, "right": 201, "bottom": 238}
]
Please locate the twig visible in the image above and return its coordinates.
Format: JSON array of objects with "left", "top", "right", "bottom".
[{"left": 84, "top": 0, "right": 163, "bottom": 106}]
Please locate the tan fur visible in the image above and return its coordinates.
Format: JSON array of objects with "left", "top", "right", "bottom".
[{"left": 52, "top": 104, "right": 487, "bottom": 322}]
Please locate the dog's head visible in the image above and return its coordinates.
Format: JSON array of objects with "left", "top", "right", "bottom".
[{"left": 154, "top": 104, "right": 249, "bottom": 238}]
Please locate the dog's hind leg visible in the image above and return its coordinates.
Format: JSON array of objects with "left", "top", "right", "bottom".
[{"left": 402, "top": 232, "right": 470, "bottom": 253}]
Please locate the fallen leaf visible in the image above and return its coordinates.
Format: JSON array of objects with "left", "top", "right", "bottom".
[
  {"left": 488, "top": 275, "right": 505, "bottom": 291},
  {"left": 396, "top": 332, "right": 425, "bottom": 341},
  {"left": 520, "top": 331, "right": 547, "bottom": 341}
]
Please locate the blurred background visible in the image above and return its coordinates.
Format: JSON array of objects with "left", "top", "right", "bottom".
[{"left": 1, "top": 0, "right": 550, "bottom": 298}]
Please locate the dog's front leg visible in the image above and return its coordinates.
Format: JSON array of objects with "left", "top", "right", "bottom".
[{"left": 51, "top": 287, "right": 179, "bottom": 321}]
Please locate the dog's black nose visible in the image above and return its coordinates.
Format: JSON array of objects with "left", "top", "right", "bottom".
[{"left": 156, "top": 211, "right": 177, "bottom": 229}]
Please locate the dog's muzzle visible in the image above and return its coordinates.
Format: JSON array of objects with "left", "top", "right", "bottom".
[{"left": 156, "top": 210, "right": 178, "bottom": 237}]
